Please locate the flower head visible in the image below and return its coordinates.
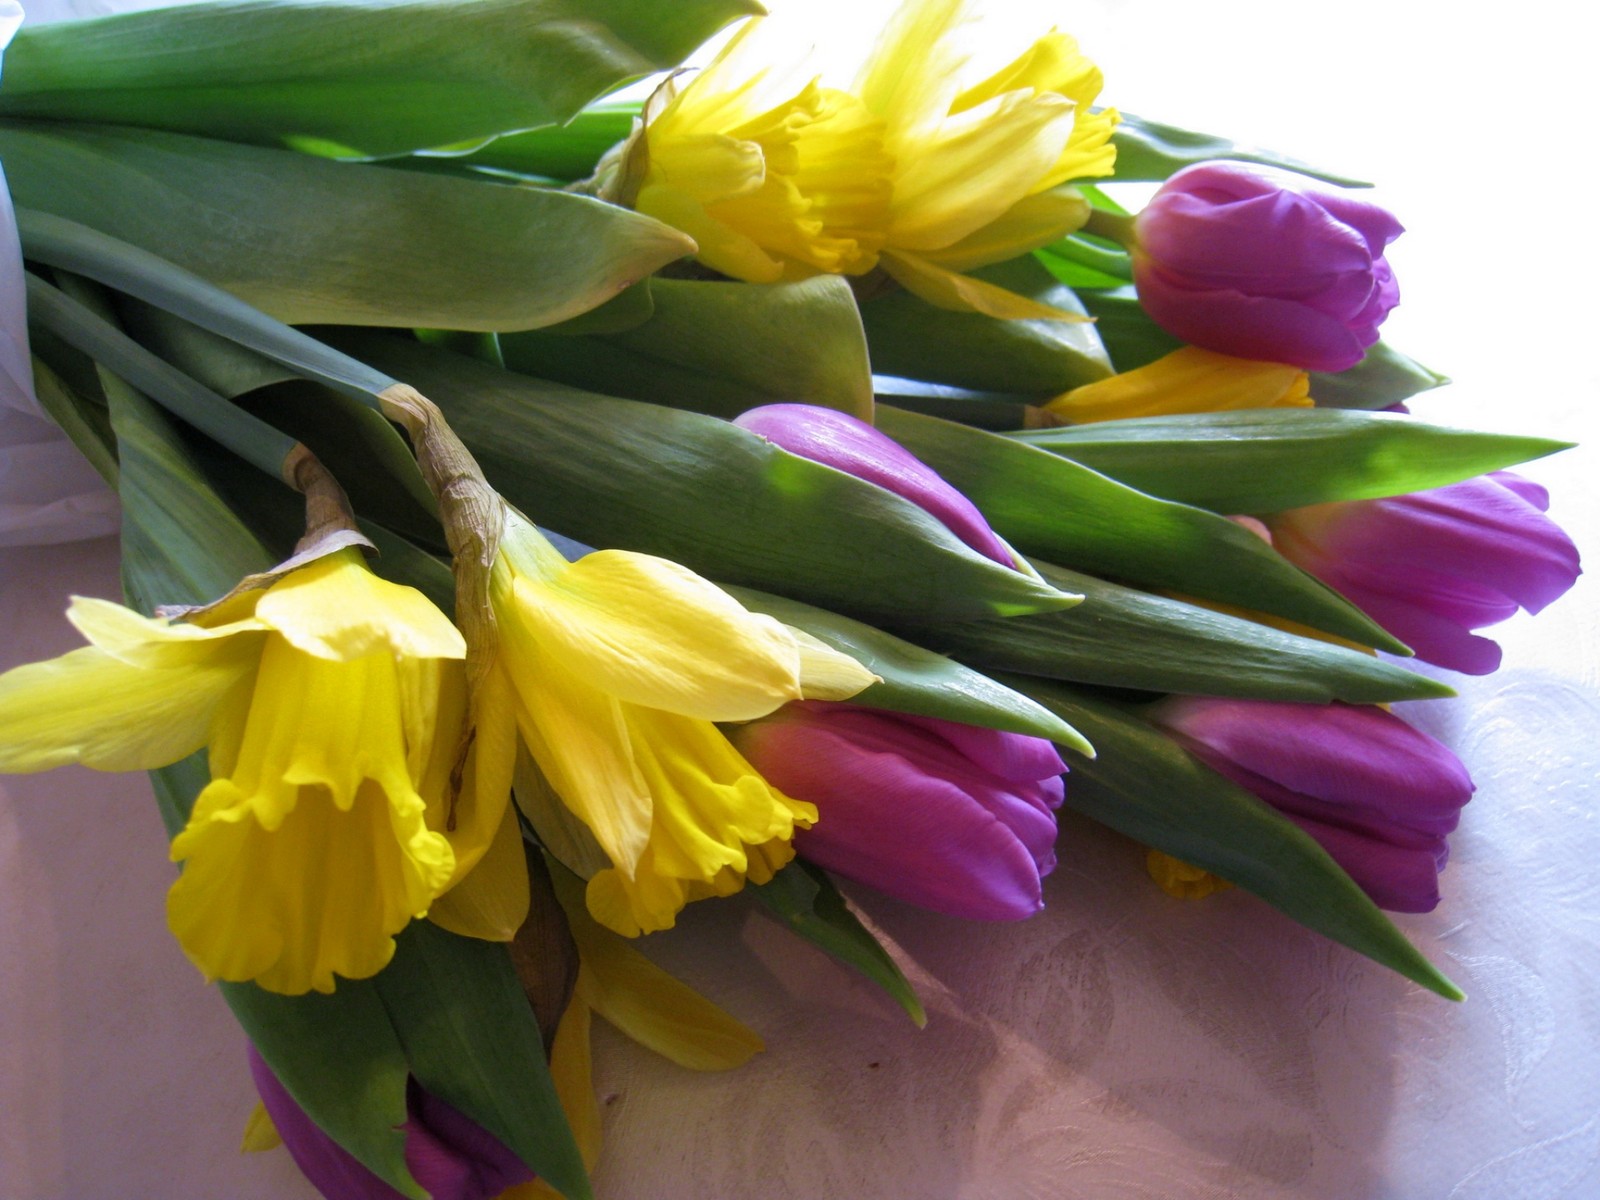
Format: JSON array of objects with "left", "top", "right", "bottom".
[
  {"left": 488, "top": 513, "right": 875, "bottom": 936},
  {"left": 1150, "top": 696, "right": 1474, "bottom": 912},
  {"left": 0, "top": 547, "right": 484, "bottom": 994},
  {"left": 730, "top": 703, "right": 1066, "bottom": 920},
  {"left": 1131, "top": 162, "right": 1403, "bottom": 371},
  {"left": 1267, "top": 472, "right": 1582, "bottom": 674}
]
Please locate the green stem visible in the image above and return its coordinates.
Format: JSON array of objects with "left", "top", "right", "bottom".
[{"left": 1082, "top": 206, "right": 1140, "bottom": 250}]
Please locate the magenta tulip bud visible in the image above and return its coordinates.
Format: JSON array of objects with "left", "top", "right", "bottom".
[
  {"left": 729, "top": 702, "right": 1066, "bottom": 920},
  {"left": 1268, "top": 471, "right": 1581, "bottom": 674},
  {"left": 733, "top": 403, "right": 1016, "bottom": 568},
  {"left": 248, "top": 1046, "right": 533, "bottom": 1200},
  {"left": 1131, "top": 162, "right": 1403, "bottom": 371},
  {"left": 1149, "top": 697, "right": 1474, "bottom": 913}
]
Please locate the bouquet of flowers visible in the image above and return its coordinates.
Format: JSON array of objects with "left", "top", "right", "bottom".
[{"left": 0, "top": 1, "right": 1581, "bottom": 1197}]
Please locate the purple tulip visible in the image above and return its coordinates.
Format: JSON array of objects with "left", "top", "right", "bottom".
[
  {"left": 733, "top": 403, "right": 1015, "bottom": 567},
  {"left": 729, "top": 702, "right": 1066, "bottom": 920},
  {"left": 1149, "top": 697, "right": 1474, "bottom": 913},
  {"left": 1131, "top": 162, "right": 1403, "bottom": 372},
  {"left": 1267, "top": 471, "right": 1581, "bottom": 674},
  {"left": 248, "top": 1046, "right": 533, "bottom": 1200}
]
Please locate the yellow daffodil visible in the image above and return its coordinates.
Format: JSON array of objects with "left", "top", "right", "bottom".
[
  {"left": 0, "top": 547, "right": 493, "bottom": 995},
  {"left": 1043, "top": 346, "right": 1313, "bottom": 424},
  {"left": 627, "top": 0, "right": 1116, "bottom": 318},
  {"left": 488, "top": 513, "right": 875, "bottom": 937}
]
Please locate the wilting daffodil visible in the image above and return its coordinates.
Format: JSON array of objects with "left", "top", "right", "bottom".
[
  {"left": 487, "top": 513, "right": 876, "bottom": 937},
  {"left": 0, "top": 547, "right": 492, "bottom": 995},
  {"left": 623, "top": 0, "right": 1117, "bottom": 319}
]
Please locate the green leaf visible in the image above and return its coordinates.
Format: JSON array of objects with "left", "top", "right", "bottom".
[
  {"left": 0, "top": 0, "right": 759, "bottom": 157},
  {"left": 875, "top": 407, "right": 1406, "bottom": 651},
  {"left": 322, "top": 329, "right": 1078, "bottom": 623},
  {"left": 1035, "top": 234, "right": 1131, "bottom": 285},
  {"left": 501, "top": 274, "right": 875, "bottom": 421},
  {"left": 752, "top": 861, "right": 927, "bottom": 1027},
  {"left": 1004, "top": 678, "right": 1462, "bottom": 1000},
  {"left": 453, "top": 103, "right": 637, "bottom": 180},
  {"left": 723, "top": 585, "right": 1093, "bottom": 753},
  {"left": 1310, "top": 341, "right": 1451, "bottom": 410},
  {"left": 0, "top": 121, "right": 693, "bottom": 330},
  {"left": 1010, "top": 409, "right": 1571, "bottom": 514},
  {"left": 374, "top": 922, "right": 594, "bottom": 1200},
  {"left": 928, "top": 560, "right": 1452, "bottom": 704},
  {"left": 1109, "top": 111, "right": 1373, "bottom": 187},
  {"left": 1075, "top": 284, "right": 1186, "bottom": 371},
  {"left": 30, "top": 354, "right": 119, "bottom": 485},
  {"left": 859, "top": 255, "right": 1112, "bottom": 395}
]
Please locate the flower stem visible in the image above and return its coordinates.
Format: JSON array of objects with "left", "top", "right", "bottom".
[{"left": 1082, "top": 206, "right": 1139, "bottom": 250}]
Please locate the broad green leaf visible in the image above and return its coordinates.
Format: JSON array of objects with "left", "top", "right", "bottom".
[
  {"left": 501, "top": 275, "right": 874, "bottom": 421},
  {"left": 1075, "top": 284, "right": 1185, "bottom": 371},
  {"left": 1035, "top": 233, "right": 1131, "bottom": 285},
  {"left": 374, "top": 922, "right": 593, "bottom": 1200},
  {"left": 1004, "top": 678, "right": 1462, "bottom": 1000},
  {"left": 454, "top": 103, "right": 637, "bottom": 180},
  {"left": 875, "top": 385, "right": 1040, "bottom": 431},
  {"left": 859, "top": 256, "right": 1111, "bottom": 395},
  {"left": 322, "top": 329, "right": 1078, "bottom": 623},
  {"left": 723, "top": 585, "right": 1093, "bottom": 753},
  {"left": 0, "top": 0, "right": 759, "bottom": 156},
  {"left": 0, "top": 122, "right": 693, "bottom": 330},
  {"left": 752, "top": 861, "right": 926, "bottom": 1027},
  {"left": 875, "top": 407, "right": 1406, "bottom": 650},
  {"left": 30, "top": 354, "right": 118, "bottom": 485},
  {"left": 1310, "top": 341, "right": 1450, "bottom": 410},
  {"left": 1109, "top": 111, "right": 1373, "bottom": 187},
  {"left": 929, "top": 560, "right": 1452, "bottom": 704},
  {"left": 1011, "top": 409, "right": 1570, "bottom": 514}
]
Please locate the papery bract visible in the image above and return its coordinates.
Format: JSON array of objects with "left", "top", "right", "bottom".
[
  {"left": 731, "top": 703, "right": 1065, "bottom": 920},
  {"left": 248, "top": 1045, "right": 533, "bottom": 1200},
  {"left": 1267, "top": 471, "right": 1582, "bottom": 674},
  {"left": 1150, "top": 696, "right": 1474, "bottom": 912},
  {"left": 1131, "top": 162, "right": 1403, "bottom": 371}
]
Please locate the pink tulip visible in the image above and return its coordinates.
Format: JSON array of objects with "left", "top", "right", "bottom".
[
  {"left": 1149, "top": 697, "right": 1474, "bottom": 912},
  {"left": 1268, "top": 472, "right": 1581, "bottom": 674},
  {"left": 248, "top": 1046, "right": 533, "bottom": 1200},
  {"left": 1131, "top": 162, "right": 1403, "bottom": 371},
  {"left": 730, "top": 703, "right": 1066, "bottom": 920}
]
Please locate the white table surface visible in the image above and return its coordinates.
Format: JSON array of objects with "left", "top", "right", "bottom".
[{"left": 3, "top": 2, "right": 1599, "bottom": 1198}]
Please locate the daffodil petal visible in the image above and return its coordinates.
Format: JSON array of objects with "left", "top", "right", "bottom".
[
  {"left": 66, "top": 595, "right": 265, "bottom": 666},
  {"left": 1044, "top": 346, "right": 1312, "bottom": 423},
  {"left": 512, "top": 550, "right": 804, "bottom": 722},
  {"left": 239, "top": 1101, "right": 282, "bottom": 1153},
  {"left": 917, "top": 186, "right": 1090, "bottom": 273},
  {"left": 428, "top": 797, "right": 531, "bottom": 942},
  {"left": 635, "top": 182, "right": 783, "bottom": 283},
  {"left": 255, "top": 548, "right": 465, "bottom": 662},
  {"left": 0, "top": 640, "right": 255, "bottom": 773},
  {"left": 789, "top": 628, "right": 881, "bottom": 701},
  {"left": 882, "top": 250, "right": 1092, "bottom": 321},
  {"left": 855, "top": 0, "right": 970, "bottom": 146}
]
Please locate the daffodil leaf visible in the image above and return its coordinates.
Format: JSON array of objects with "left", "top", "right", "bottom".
[
  {"left": 500, "top": 274, "right": 874, "bottom": 421},
  {"left": 932, "top": 560, "right": 1452, "bottom": 704},
  {"left": 29, "top": 354, "right": 119, "bottom": 486},
  {"left": 1010, "top": 410, "right": 1571, "bottom": 515},
  {"left": 0, "top": 0, "right": 759, "bottom": 157},
  {"left": 320, "top": 329, "right": 1077, "bottom": 623},
  {"left": 1001, "top": 677, "right": 1463, "bottom": 1001},
  {"left": 875, "top": 407, "right": 1407, "bottom": 651},
  {"left": 451, "top": 103, "right": 638, "bottom": 181},
  {"left": 1108, "top": 111, "right": 1373, "bottom": 187},
  {"left": 0, "top": 122, "right": 693, "bottom": 331},
  {"left": 859, "top": 255, "right": 1113, "bottom": 395},
  {"left": 373, "top": 921, "right": 594, "bottom": 1200},
  {"left": 753, "top": 861, "right": 927, "bottom": 1027},
  {"left": 725, "top": 585, "right": 1093, "bottom": 753}
]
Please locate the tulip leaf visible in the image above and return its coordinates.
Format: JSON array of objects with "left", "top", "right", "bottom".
[
  {"left": 724, "top": 585, "right": 1093, "bottom": 754},
  {"left": 323, "top": 329, "right": 1077, "bottom": 623},
  {"left": 0, "top": 0, "right": 758, "bottom": 157},
  {"left": 1310, "top": 341, "right": 1451, "bottom": 410},
  {"left": 1109, "top": 111, "right": 1373, "bottom": 187},
  {"left": 859, "top": 255, "right": 1113, "bottom": 395},
  {"left": 932, "top": 560, "right": 1452, "bottom": 704},
  {"left": 1010, "top": 410, "right": 1571, "bottom": 515},
  {"left": 1005, "top": 679, "right": 1464, "bottom": 1000},
  {"left": 875, "top": 407, "right": 1406, "bottom": 651},
  {"left": 373, "top": 921, "right": 594, "bottom": 1200},
  {"left": 501, "top": 274, "right": 875, "bottom": 421},
  {"left": 1075, "top": 284, "right": 1186, "bottom": 371},
  {"left": 0, "top": 121, "right": 693, "bottom": 331},
  {"left": 753, "top": 861, "right": 927, "bottom": 1027}
]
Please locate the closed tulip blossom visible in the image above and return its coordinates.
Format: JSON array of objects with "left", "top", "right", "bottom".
[
  {"left": 248, "top": 1046, "right": 531, "bottom": 1200},
  {"left": 1128, "top": 161, "right": 1403, "bottom": 371},
  {"left": 730, "top": 703, "right": 1066, "bottom": 920},
  {"left": 1267, "top": 472, "right": 1582, "bottom": 674},
  {"left": 1150, "top": 697, "right": 1474, "bottom": 912}
]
